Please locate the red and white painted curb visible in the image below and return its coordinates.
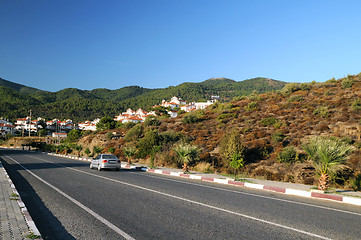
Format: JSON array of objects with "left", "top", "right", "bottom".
[
  {"left": 1, "top": 163, "right": 42, "bottom": 239},
  {"left": 146, "top": 169, "right": 361, "bottom": 206},
  {"left": 48, "top": 153, "right": 361, "bottom": 207}
]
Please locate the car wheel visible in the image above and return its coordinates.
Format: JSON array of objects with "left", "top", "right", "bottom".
[
  {"left": 97, "top": 164, "right": 102, "bottom": 171},
  {"left": 115, "top": 168, "right": 120, "bottom": 171},
  {"left": 89, "top": 164, "right": 93, "bottom": 169}
]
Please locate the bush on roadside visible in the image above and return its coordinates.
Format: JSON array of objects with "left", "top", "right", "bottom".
[{"left": 277, "top": 146, "right": 299, "bottom": 163}]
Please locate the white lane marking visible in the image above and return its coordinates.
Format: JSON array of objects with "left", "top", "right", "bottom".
[
  {"left": 27, "top": 155, "right": 331, "bottom": 239},
  {"left": 137, "top": 172, "right": 361, "bottom": 217},
  {"left": 4, "top": 155, "right": 135, "bottom": 240},
  {"left": 22, "top": 153, "right": 361, "bottom": 217}
]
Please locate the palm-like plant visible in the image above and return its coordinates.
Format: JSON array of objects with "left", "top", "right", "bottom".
[
  {"left": 173, "top": 143, "right": 200, "bottom": 173},
  {"left": 123, "top": 146, "right": 136, "bottom": 164},
  {"left": 302, "top": 137, "right": 353, "bottom": 190}
]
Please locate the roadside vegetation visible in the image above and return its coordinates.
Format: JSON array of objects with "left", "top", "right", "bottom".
[{"left": 4, "top": 73, "right": 361, "bottom": 191}]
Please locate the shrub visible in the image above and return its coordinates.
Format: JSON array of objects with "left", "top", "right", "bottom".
[
  {"left": 106, "top": 131, "right": 113, "bottom": 140},
  {"left": 232, "top": 96, "right": 247, "bottom": 102},
  {"left": 84, "top": 148, "right": 91, "bottom": 156},
  {"left": 124, "top": 124, "right": 143, "bottom": 142},
  {"left": 271, "top": 131, "right": 285, "bottom": 143},
  {"left": 313, "top": 106, "right": 330, "bottom": 118},
  {"left": 351, "top": 98, "right": 361, "bottom": 111},
  {"left": 341, "top": 76, "right": 353, "bottom": 89},
  {"left": 299, "top": 83, "right": 311, "bottom": 91},
  {"left": 160, "top": 130, "right": 183, "bottom": 144},
  {"left": 217, "top": 113, "right": 237, "bottom": 123},
  {"left": 144, "top": 116, "right": 161, "bottom": 127},
  {"left": 137, "top": 130, "right": 160, "bottom": 158},
  {"left": 108, "top": 147, "right": 115, "bottom": 154},
  {"left": 277, "top": 146, "right": 299, "bottom": 163},
  {"left": 350, "top": 173, "right": 361, "bottom": 191},
  {"left": 182, "top": 111, "right": 204, "bottom": 124},
  {"left": 326, "top": 78, "right": 336, "bottom": 84},
  {"left": 193, "top": 162, "right": 214, "bottom": 173},
  {"left": 281, "top": 83, "right": 300, "bottom": 96},
  {"left": 260, "top": 117, "right": 277, "bottom": 127},
  {"left": 244, "top": 101, "right": 258, "bottom": 111},
  {"left": 288, "top": 95, "right": 304, "bottom": 102},
  {"left": 93, "top": 146, "right": 103, "bottom": 155}
]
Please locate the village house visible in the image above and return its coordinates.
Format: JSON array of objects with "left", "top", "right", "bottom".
[
  {"left": 0, "top": 119, "right": 15, "bottom": 136},
  {"left": 156, "top": 96, "right": 187, "bottom": 110},
  {"left": 159, "top": 96, "right": 218, "bottom": 113},
  {"left": 46, "top": 119, "right": 75, "bottom": 132},
  {"left": 78, "top": 118, "right": 100, "bottom": 131},
  {"left": 15, "top": 117, "right": 43, "bottom": 133},
  {"left": 114, "top": 108, "right": 156, "bottom": 123}
]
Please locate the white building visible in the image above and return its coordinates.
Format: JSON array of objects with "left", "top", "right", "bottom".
[
  {"left": 78, "top": 118, "right": 100, "bottom": 131},
  {"left": 15, "top": 117, "right": 40, "bottom": 133},
  {"left": 115, "top": 108, "right": 156, "bottom": 123},
  {"left": 0, "top": 119, "right": 15, "bottom": 136}
]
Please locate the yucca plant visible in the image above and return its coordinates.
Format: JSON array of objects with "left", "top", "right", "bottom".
[
  {"left": 302, "top": 137, "right": 353, "bottom": 190},
  {"left": 123, "top": 146, "right": 137, "bottom": 164},
  {"left": 173, "top": 143, "right": 200, "bottom": 173}
]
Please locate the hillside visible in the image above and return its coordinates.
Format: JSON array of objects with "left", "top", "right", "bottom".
[
  {"left": 0, "top": 77, "right": 286, "bottom": 121},
  {"left": 0, "top": 78, "right": 44, "bottom": 95},
  {"left": 67, "top": 73, "right": 361, "bottom": 189}
]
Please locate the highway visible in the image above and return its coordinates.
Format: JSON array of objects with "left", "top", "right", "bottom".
[{"left": 1, "top": 149, "right": 361, "bottom": 240}]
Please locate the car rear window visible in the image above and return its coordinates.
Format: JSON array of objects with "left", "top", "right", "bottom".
[{"left": 102, "top": 155, "right": 118, "bottom": 159}]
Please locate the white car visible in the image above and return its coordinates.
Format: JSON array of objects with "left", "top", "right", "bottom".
[{"left": 90, "top": 154, "right": 121, "bottom": 171}]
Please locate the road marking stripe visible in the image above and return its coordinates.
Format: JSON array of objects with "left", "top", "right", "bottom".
[
  {"left": 22, "top": 153, "right": 361, "bottom": 217},
  {"left": 28, "top": 155, "right": 331, "bottom": 239},
  {"left": 5, "top": 155, "right": 135, "bottom": 240},
  {"left": 140, "top": 172, "right": 361, "bottom": 217}
]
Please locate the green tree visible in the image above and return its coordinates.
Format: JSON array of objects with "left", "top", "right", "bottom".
[
  {"left": 302, "top": 137, "right": 353, "bottom": 190},
  {"left": 84, "top": 147, "right": 91, "bottom": 156},
  {"left": 124, "top": 124, "right": 143, "bottom": 142},
  {"left": 229, "top": 152, "right": 244, "bottom": 180},
  {"left": 173, "top": 143, "right": 200, "bottom": 173},
  {"left": 137, "top": 130, "right": 160, "bottom": 158},
  {"left": 66, "top": 129, "right": 82, "bottom": 142},
  {"left": 220, "top": 129, "right": 245, "bottom": 168},
  {"left": 144, "top": 116, "right": 161, "bottom": 127},
  {"left": 74, "top": 144, "right": 83, "bottom": 157},
  {"left": 96, "top": 117, "right": 117, "bottom": 131},
  {"left": 39, "top": 129, "right": 47, "bottom": 137}
]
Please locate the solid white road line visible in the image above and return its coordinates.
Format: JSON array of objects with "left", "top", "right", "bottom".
[
  {"left": 27, "top": 155, "right": 332, "bottom": 240},
  {"left": 5, "top": 155, "right": 135, "bottom": 240},
  {"left": 135, "top": 171, "right": 361, "bottom": 217}
]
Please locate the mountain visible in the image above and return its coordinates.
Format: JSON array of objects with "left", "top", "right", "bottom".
[
  {"left": 0, "top": 78, "right": 44, "bottom": 95},
  {"left": 0, "top": 77, "right": 286, "bottom": 122}
]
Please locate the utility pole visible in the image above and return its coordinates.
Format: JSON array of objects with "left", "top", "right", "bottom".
[{"left": 29, "top": 109, "right": 32, "bottom": 137}]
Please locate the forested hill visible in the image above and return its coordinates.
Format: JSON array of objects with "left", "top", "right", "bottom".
[
  {"left": 0, "top": 78, "right": 44, "bottom": 95},
  {"left": 0, "top": 77, "right": 286, "bottom": 122}
]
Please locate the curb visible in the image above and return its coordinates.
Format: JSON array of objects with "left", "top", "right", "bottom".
[
  {"left": 48, "top": 153, "right": 361, "bottom": 207},
  {"left": 0, "top": 162, "right": 42, "bottom": 239},
  {"left": 146, "top": 168, "right": 361, "bottom": 206}
]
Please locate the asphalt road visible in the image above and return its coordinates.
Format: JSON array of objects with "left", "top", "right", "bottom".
[{"left": 1, "top": 149, "right": 361, "bottom": 240}]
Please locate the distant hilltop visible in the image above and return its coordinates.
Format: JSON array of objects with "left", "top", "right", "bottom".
[{"left": 0, "top": 76, "right": 286, "bottom": 122}]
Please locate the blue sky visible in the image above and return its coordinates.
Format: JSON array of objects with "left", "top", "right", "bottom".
[{"left": 1, "top": 0, "right": 360, "bottom": 92}]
